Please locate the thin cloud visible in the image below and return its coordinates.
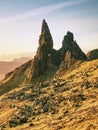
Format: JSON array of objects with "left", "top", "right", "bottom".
[{"left": 0, "top": 0, "right": 90, "bottom": 23}]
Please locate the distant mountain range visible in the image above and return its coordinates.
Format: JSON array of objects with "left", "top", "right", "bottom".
[{"left": 0, "top": 57, "right": 32, "bottom": 80}]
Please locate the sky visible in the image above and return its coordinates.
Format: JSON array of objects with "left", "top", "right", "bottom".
[{"left": 0, "top": 0, "right": 98, "bottom": 60}]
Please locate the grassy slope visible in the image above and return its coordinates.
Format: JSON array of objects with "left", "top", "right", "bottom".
[
  {"left": 0, "top": 59, "right": 98, "bottom": 130},
  {"left": 0, "top": 60, "right": 32, "bottom": 96},
  {"left": 0, "top": 61, "right": 58, "bottom": 96}
]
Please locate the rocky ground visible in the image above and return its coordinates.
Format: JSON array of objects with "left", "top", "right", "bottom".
[{"left": 0, "top": 59, "right": 98, "bottom": 130}]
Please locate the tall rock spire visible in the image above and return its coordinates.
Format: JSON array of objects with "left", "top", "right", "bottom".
[
  {"left": 39, "top": 19, "right": 53, "bottom": 49},
  {"left": 30, "top": 19, "right": 54, "bottom": 79}
]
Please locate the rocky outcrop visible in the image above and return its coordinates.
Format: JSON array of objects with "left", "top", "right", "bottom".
[
  {"left": 59, "top": 31, "right": 87, "bottom": 61},
  {"left": 28, "top": 26, "right": 88, "bottom": 79},
  {"left": 59, "top": 31, "right": 87, "bottom": 69},
  {"left": 30, "top": 19, "right": 54, "bottom": 78},
  {"left": 39, "top": 19, "right": 53, "bottom": 49},
  {"left": 0, "top": 20, "right": 88, "bottom": 84},
  {"left": 87, "top": 49, "right": 98, "bottom": 60}
]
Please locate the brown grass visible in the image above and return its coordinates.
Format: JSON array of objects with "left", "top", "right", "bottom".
[{"left": 0, "top": 59, "right": 98, "bottom": 130}]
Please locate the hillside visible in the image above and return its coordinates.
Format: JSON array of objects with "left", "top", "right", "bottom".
[
  {"left": 0, "top": 19, "right": 98, "bottom": 130},
  {"left": 0, "top": 57, "right": 32, "bottom": 80},
  {"left": 0, "top": 59, "right": 98, "bottom": 130}
]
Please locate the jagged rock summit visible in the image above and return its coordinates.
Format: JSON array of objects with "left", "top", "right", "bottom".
[
  {"left": 30, "top": 21, "right": 87, "bottom": 79},
  {"left": 0, "top": 19, "right": 88, "bottom": 93},
  {"left": 30, "top": 20, "right": 87, "bottom": 78},
  {"left": 29, "top": 19, "right": 54, "bottom": 79},
  {"left": 39, "top": 19, "right": 53, "bottom": 49},
  {"left": 59, "top": 31, "right": 87, "bottom": 69},
  {"left": 61, "top": 31, "right": 87, "bottom": 60}
]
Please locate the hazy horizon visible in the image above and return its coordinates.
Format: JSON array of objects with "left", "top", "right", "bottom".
[
  {"left": 0, "top": 0, "right": 98, "bottom": 60},
  {"left": 0, "top": 52, "right": 34, "bottom": 61}
]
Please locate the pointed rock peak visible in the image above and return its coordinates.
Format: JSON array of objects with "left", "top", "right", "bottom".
[
  {"left": 42, "top": 19, "right": 46, "bottom": 24},
  {"left": 61, "top": 31, "right": 87, "bottom": 62},
  {"left": 66, "top": 31, "right": 74, "bottom": 41},
  {"left": 62, "top": 31, "right": 74, "bottom": 50},
  {"left": 64, "top": 31, "right": 74, "bottom": 41},
  {"left": 67, "top": 31, "right": 73, "bottom": 35},
  {"left": 42, "top": 19, "right": 47, "bottom": 28},
  {"left": 39, "top": 19, "right": 53, "bottom": 49},
  {"left": 41, "top": 19, "right": 50, "bottom": 33},
  {"left": 30, "top": 19, "right": 54, "bottom": 78}
]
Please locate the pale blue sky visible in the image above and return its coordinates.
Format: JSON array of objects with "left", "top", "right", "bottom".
[{"left": 0, "top": 0, "right": 98, "bottom": 59}]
